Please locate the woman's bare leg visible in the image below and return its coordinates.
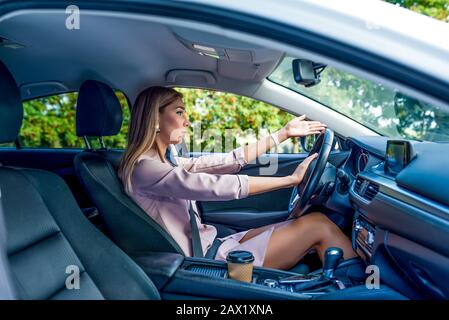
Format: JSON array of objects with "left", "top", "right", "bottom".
[{"left": 240, "top": 212, "right": 357, "bottom": 270}]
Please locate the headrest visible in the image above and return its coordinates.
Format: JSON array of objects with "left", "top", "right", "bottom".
[
  {"left": 76, "top": 80, "right": 123, "bottom": 137},
  {"left": 0, "top": 61, "right": 23, "bottom": 144}
]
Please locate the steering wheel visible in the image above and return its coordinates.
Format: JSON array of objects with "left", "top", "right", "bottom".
[{"left": 287, "top": 128, "right": 335, "bottom": 219}]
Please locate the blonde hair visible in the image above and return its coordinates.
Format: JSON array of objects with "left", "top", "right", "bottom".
[{"left": 118, "top": 86, "right": 183, "bottom": 194}]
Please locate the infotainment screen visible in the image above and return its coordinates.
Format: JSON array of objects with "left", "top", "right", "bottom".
[{"left": 384, "top": 140, "right": 415, "bottom": 175}]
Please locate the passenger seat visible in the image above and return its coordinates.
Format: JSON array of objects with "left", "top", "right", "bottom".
[{"left": 0, "top": 61, "right": 160, "bottom": 299}]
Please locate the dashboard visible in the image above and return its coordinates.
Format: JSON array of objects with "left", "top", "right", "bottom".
[
  {"left": 345, "top": 144, "right": 382, "bottom": 178},
  {"left": 338, "top": 136, "right": 449, "bottom": 299},
  {"left": 343, "top": 136, "right": 449, "bottom": 208}
]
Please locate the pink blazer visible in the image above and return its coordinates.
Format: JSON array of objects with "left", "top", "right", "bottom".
[{"left": 129, "top": 146, "right": 249, "bottom": 256}]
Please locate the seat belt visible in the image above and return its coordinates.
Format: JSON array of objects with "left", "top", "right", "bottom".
[
  {"left": 166, "top": 146, "right": 204, "bottom": 258},
  {"left": 188, "top": 201, "right": 204, "bottom": 258}
]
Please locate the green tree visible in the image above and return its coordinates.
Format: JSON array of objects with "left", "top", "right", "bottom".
[
  {"left": 18, "top": 89, "right": 296, "bottom": 152},
  {"left": 385, "top": 0, "right": 449, "bottom": 22},
  {"left": 19, "top": 91, "right": 130, "bottom": 149},
  {"left": 178, "top": 88, "right": 297, "bottom": 153}
]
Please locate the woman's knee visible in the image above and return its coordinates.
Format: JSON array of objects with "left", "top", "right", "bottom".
[
  {"left": 293, "top": 211, "right": 329, "bottom": 226},
  {"left": 293, "top": 212, "right": 340, "bottom": 238}
]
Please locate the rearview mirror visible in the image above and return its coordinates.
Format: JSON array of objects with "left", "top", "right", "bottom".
[{"left": 292, "top": 59, "right": 326, "bottom": 87}]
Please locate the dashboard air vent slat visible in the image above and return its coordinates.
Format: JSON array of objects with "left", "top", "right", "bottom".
[
  {"left": 353, "top": 177, "right": 379, "bottom": 201},
  {"left": 354, "top": 178, "right": 363, "bottom": 193},
  {"left": 364, "top": 184, "right": 379, "bottom": 201}
]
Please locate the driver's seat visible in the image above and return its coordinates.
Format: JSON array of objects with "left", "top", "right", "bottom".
[{"left": 73, "top": 80, "right": 184, "bottom": 256}]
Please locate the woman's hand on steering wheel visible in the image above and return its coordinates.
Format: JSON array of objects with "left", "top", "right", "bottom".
[
  {"left": 289, "top": 153, "right": 318, "bottom": 186},
  {"left": 287, "top": 128, "right": 335, "bottom": 219}
]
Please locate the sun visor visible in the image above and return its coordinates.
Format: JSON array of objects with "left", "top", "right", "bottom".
[
  {"left": 171, "top": 26, "right": 260, "bottom": 63},
  {"left": 165, "top": 69, "right": 216, "bottom": 86}
]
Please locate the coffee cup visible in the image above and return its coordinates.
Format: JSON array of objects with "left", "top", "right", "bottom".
[{"left": 226, "top": 250, "right": 254, "bottom": 283}]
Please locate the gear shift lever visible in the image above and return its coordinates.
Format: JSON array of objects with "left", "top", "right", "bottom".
[{"left": 322, "top": 247, "right": 343, "bottom": 280}]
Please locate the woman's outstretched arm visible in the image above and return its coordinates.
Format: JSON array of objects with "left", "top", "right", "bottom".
[
  {"left": 174, "top": 146, "right": 247, "bottom": 174},
  {"left": 242, "top": 115, "right": 326, "bottom": 164},
  {"left": 247, "top": 153, "right": 317, "bottom": 196}
]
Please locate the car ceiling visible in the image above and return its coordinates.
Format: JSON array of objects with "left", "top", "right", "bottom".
[{"left": 0, "top": 10, "right": 284, "bottom": 102}]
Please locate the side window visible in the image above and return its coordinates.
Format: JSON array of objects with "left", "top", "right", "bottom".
[
  {"left": 176, "top": 88, "right": 305, "bottom": 153},
  {"left": 18, "top": 91, "right": 130, "bottom": 149}
]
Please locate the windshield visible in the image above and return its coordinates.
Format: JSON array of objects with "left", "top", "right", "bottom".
[{"left": 269, "top": 57, "right": 449, "bottom": 142}]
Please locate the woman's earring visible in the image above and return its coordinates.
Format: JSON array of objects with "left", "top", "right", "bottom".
[{"left": 156, "top": 123, "right": 160, "bottom": 133}]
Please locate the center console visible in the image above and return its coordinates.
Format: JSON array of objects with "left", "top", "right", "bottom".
[
  {"left": 352, "top": 212, "right": 376, "bottom": 260},
  {"left": 132, "top": 249, "right": 368, "bottom": 300}
]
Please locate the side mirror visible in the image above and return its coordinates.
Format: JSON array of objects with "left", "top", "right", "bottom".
[
  {"left": 292, "top": 59, "right": 326, "bottom": 87},
  {"left": 300, "top": 134, "right": 318, "bottom": 152},
  {"left": 394, "top": 92, "right": 425, "bottom": 138}
]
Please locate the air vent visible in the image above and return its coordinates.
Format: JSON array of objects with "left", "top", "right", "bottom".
[
  {"left": 364, "top": 184, "right": 379, "bottom": 201},
  {"left": 354, "top": 178, "right": 363, "bottom": 194},
  {"left": 353, "top": 177, "right": 379, "bottom": 201}
]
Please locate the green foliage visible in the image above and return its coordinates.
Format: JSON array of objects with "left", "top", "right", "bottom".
[
  {"left": 19, "top": 91, "right": 130, "bottom": 149},
  {"left": 177, "top": 88, "right": 297, "bottom": 153},
  {"left": 385, "top": 0, "right": 449, "bottom": 22},
  {"left": 18, "top": 89, "right": 297, "bottom": 152}
]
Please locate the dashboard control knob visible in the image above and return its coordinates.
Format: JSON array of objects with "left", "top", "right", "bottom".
[{"left": 263, "top": 279, "right": 278, "bottom": 288}]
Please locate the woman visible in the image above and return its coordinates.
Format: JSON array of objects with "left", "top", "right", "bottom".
[{"left": 118, "top": 86, "right": 357, "bottom": 270}]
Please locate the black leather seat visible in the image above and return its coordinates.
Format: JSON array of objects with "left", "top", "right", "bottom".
[
  {"left": 0, "top": 199, "right": 16, "bottom": 300},
  {"left": 0, "top": 62, "right": 160, "bottom": 299},
  {"left": 74, "top": 80, "right": 183, "bottom": 256}
]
